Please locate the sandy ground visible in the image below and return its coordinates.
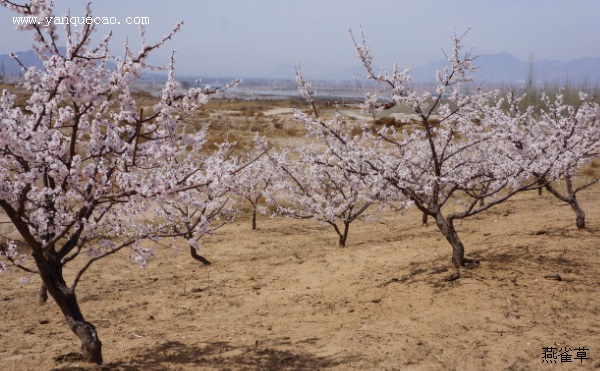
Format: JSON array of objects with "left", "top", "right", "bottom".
[
  {"left": 1, "top": 99, "right": 600, "bottom": 370},
  {"left": 1, "top": 187, "right": 599, "bottom": 370}
]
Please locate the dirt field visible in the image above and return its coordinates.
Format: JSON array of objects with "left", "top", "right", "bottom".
[{"left": 1, "top": 98, "right": 600, "bottom": 370}]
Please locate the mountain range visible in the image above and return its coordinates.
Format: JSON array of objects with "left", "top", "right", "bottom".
[
  {"left": 0, "top": 47, "right": 117, "bottom": 79},
  {"left": 409, "top": 52, "right": 600, "bottom": 85},
  {"left": 273, "top": 53, "right": 600, "bottom": 85},
  {"left": 2, "top": 49, "right": 600, "bottom": 85}
]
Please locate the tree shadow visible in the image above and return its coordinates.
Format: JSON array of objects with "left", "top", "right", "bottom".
[
  {"left": 95, "top": 340, "right": 354, "bottom": 370},
  {"left": 469, "top": 243, "right": 582, "bottom": 269},
  {"left": 378, "top": 259, "right": 458, "bottom": 288},
  {"left": 469, "top": 247, "right": 530, "bottom": 266}
]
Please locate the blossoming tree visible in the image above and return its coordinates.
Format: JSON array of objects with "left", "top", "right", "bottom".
[
  {"left": 294, "top": 29, "right": 560, "bottom": 268},
  {"left": 268, "top": 68, "right": 393, "bottom": 248},
  {"left": 228, "top": 135, "right": 275, "bottom": 230},
  {"left": 534, "top": 91, "right": 600, "bottom": 229},
  {"left": 268, "top": 131, "right": 386, "bottom": 248},
  {"left": 0, "top": 0, "right": 240, "bottom": 364}
]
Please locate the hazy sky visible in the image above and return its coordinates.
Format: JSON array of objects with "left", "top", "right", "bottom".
[{"left": 1, "top": 0, "right": 599, "bottom": 79}]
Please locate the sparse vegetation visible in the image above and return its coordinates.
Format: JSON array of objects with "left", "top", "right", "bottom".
[{"left": 1, "top": 1, "right": 599, "bottom": 369}]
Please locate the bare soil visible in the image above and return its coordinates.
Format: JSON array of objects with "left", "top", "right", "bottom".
[{"left": 1, "top": 98, "right": 600, "bottom": 370}]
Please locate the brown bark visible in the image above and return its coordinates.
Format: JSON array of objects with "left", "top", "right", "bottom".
[
  {"left": 338, "top": 234, "right": 347, "bottom": 248},
  {"left": 544, "top": 177, "right": 587, "bottom": 229},
  {"left": 434, "top": 213, "right": 465, "bottom": 267},
  {"left": 30, "top": 248, "right": 103, "bottom": 364},
  {"left": 52, "top": 287, "right": 102, "bottom": 363},
  {"left": 570, "top": 196, "right": 586, "bottom": 229},
  {"left": 44, "top": 269, "right": 101, "bottom": 362},
  {"left": 0, "top": 203, "right": 101, "bottom": 360},
  {"left": 566, "top": 179, "right": 586, "bottom": 229},
  {"left": 538, "top": 178, "right": 544, "bottom": 196},
  {"left": 190, "top": 245, "right": 212, "bottom": 265},
  {"left": 338, "top": 222, "right": 350, "bottom": 248},
  {"left": 38, "top": 282, "right": 48, "bottom": 304}
]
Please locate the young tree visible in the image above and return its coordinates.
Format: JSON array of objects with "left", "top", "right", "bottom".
[
  {"left": 534, "top": 91, "right": 600, "bottom": 229},
  {"left": 0, "top": 0, "right": 239, "bottom": 364},
  {"left": 268, "top": 139, "right": 385, "bottom": 248},
  {"left": 151, "top": 138, "right": 243, "bottom": 266},
  {"left": 295, "top": 29, "right": 556, "bottom": 267},
  {"left": 270, "top": 69, "right": 390, "bottom": 248},
  {"left": 229, "top": 135, "right": 274, "bottom": 230}
]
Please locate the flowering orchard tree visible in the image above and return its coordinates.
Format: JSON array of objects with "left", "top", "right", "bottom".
[
  {"left": 0, "top": 0, "right": 240, "bottom": 364},
  {"left": 268, "top": 140, "right": 384, "bottom": 248},
  {"left": 150, "top": 137, "right": 245, "bottom": 266},
  {"left": 270, "top": 69, "right": 390, "bottom": 248},
  {"left": 295, "top": 29, "right": 558, "bottom": 267},
  {"left": 228, "top": 135, "right": 274, "bottom": 230},
  {"left": 533, "top": 91, "right": 600, "bottom": 229}
]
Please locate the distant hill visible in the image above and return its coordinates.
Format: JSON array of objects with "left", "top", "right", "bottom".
[
  {"left": 392, "top": 53, "right": 600, "bottom": 85},
  {"left": 318, "top": 53, "right": 600, "bottom": 85},
  {"left": 0, "top": 47, "right": 116, "bottom": 79},
  {"left": 535, "top": 57, "right": 600, "bottom": 85},
  {"left": 3, "top": 48, "right": 600, "bottom": 85},
  {"left": 0, "top": 49, "right": 48, "bottom": 78}
]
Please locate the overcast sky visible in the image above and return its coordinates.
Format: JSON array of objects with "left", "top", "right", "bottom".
[{"left": 1, "top": 0, "right": 599, "bottom": 79}]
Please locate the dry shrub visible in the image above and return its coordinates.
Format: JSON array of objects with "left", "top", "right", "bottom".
[
  {"left": 249, "top": 118, "right": 271, "bottom": 132},
  {"left": 286, "top": 127, "right": 304, "bottom": 137},
  {"left": 350, "top": 126, "right": 364, "bottom": 138},
  {"left": 272, "top": 118, "right": 284, "bottom": 130},
  {"left": 373, "top": 116, "right": 399, "bottom": 128},
  {"left": 202, "top": 131, "right": 239, "bottom": 152},
  {"left": 370, "top": 116, "right": 409, "bottom": 133}
]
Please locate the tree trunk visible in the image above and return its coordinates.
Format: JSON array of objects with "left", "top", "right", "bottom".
[
  {"left": 569, "top": 196, "right": 586, "bottom": 229},
  {"left": 39, "top": 282, "right": 48, "bottom": 304},
  {"left": 252, "top": 205, "right": 257, "bottom": 231},
  {"left": 338, "top": 222, "right": 350, "bottom": 248},
  {"left": 190, "top": 245, "right": 212, "bottom": 265},
  {"left": 434, "top": 213, "right": 465, "bottom": 267},
  {"left": 566, "top": 178, "right": 585, "bottom": 229},
  {"left": 47, "top": 280, "right": 102, "bottom": 363},
  {"left": 32, "top": 251, "right": 103, "bottom": 364},
  {"left": 422, "top": 212, "right": 428, "bottom": 225},
  {"left": 63, "top": 298, "right": 103, "bottom": 365}
]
